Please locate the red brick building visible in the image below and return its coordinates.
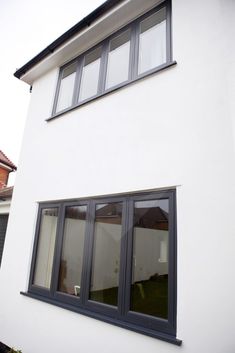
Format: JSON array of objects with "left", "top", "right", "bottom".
[
  {"left": 0, "top": 150, "right": 17, "bottom": 189},
  {"left": 0, "top": 151, "right": 16, "bottom": 266}
]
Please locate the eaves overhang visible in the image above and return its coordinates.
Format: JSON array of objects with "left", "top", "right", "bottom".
[
  {"left": 14, "top": 0, "right": 161, "bottom": 85},
  {"left": 14, "top": 0, "right": 124, "bottom": 81}
]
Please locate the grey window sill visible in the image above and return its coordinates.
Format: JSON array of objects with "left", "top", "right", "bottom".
[{"left": 20, "top": 290, "right": 182, "bottom": 346}]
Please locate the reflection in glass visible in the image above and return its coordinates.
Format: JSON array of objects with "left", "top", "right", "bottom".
[
  {"left": 58, "top": 206, "right": 87, "bottom": 296},
  {"left": 34, "top": 208, "right": 58, "bottom": 288},
  {"left": 79, "top": 47, "right": 102, "bottom": 101},
  {"left": 131, "top": 199, "right": 169, "bottom": 319},
  {"left": 138, "top": 8, "right": 166, "bottom": 74},
  {"left": 89, "top": 203, "right": 122, "bottom": 306},
  {"left": 56, "top": 62, "right": 77, "bottom": 112},
  {"left": 106, "top": 30, "right": 131, "bottom": 89}
]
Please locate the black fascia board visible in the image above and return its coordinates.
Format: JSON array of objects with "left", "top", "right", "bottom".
[{"left": 14, "top": 0, "right": 124, "bottom": 80}]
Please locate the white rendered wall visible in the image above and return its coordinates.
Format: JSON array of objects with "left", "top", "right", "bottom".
[{"left": 0, "top": 0, "right": 235, "bottom": 352}]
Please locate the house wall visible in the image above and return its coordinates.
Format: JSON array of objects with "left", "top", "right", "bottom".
[
  {"left": 0, "top": 167, "right": 9, "bottom": 188},
  {"left": 0, "top": 0, "right": 235, "bottom": 352}
]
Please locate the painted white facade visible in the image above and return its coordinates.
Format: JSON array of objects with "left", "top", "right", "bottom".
[{"left": 0, "top": 0, "right": 235, "bottom": 352}]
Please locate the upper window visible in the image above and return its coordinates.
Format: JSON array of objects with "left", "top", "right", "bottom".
[
  {"left": 56, "top": 62, "right": 77, "bottom": 113},
  {"left": 138, "top": 7, "right": 166, "bottom": 74},
  {"left": 79, "top": 47, "right": 102, "bottom": 102},
  {"left": 52, "top": 0, "right": 172, "bottom": 116},
  {"left": 28, "top": 189, "right": 179, "bottom": 345},
  {"left": 105, "top": 29, "right": 131, "bottom": 90}
]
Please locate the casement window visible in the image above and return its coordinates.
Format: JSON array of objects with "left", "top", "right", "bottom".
[
  {"left": 51, "top": 0, "right": 173, "bottom": 118},
  {"left": 27, "top": 189, "right": 180, "bottom": 345}
]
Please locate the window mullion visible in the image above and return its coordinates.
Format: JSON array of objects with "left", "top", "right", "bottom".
[
  {"left": 166, "top": 0, "right": 172, "bottom": 63},
  {"left": 29, "top": 204, "right": 43, "bottom": 288},
  {"left": 80, "top": 200, "right": 95, "bottom": 306},
  {"left": 117, "top": 199, "right": 128, "bottom": 317},
  {"left": 73, "top": 57, "right": 84, "bottom": 105},
  {"left": 122, "top": 198, "right": 134, "bottom": 316},
  {"left": 52, "top": 69, "right": 63, "bottom": 116},
  {"left": 129, "top": 23, "right": 139, "bottom": 80},
  {"left": 167, "top": 192, "right": 177, "bottom": 328},
  {"left": 98, "top": 41, "right": 109, "bottom": 94},
  {"left": 50, "top": 204, "right": 65, "bottom": 296}
]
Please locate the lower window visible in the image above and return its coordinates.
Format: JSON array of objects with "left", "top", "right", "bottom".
[{"left": 28, "top": 190, "right": 178, "bottom": 343}]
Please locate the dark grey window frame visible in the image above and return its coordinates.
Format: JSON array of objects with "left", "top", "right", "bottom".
[
  {"left": 0, "top": 214, "right": 9, "bottom": 267},
  {"left": 49, "top": 0, "right": 175, "bottom": 121},
  {"left": 24, "top": 189, "right": 181, "bottom": 345}
]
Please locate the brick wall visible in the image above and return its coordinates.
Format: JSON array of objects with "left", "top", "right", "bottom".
[{"left": 0, "top": 167, "right": 9, "bottom": 189}]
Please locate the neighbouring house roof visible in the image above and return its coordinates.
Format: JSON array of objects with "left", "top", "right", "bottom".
[
  {"left": 96, "top": 204, "right": 168, "bottom": 230},
  {"left": 0, "top": 186, "right": 14, "bottom": 200},
  {"left": 14, "top": 0, "right": 123, "bottom": 80},
  {"left": 0, "top": 151, "right": 17, "bottom": 171},
  {"left": 63, "top": 203, "right": 168, "bottom": 230}
]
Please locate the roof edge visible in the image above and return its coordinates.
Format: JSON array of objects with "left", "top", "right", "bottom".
[
  {"left": 0, "top": 150, "right": 17, "bottom": 171},
  {"left": 14, "top": 0, "right": 124, "bottom": 80},
  {"left": 0, "top": 162, "right": 17, "bottom": 171}
]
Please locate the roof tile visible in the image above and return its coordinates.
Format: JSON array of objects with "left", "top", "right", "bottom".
[{"left": 0, "top": 150, "right": 17, "bottom": 170}]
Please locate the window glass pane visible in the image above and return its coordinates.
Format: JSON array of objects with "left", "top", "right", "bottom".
[
  {"left": 131, "top": 199, "right": 169, "bottom": 319},
  {"left": 138, "top": 8, "right": 166, "bottom": 74},
  {"left": 105, "top": 30, "right": 131, "bottom": 89},
  {"left": 56, "top": 62, "right": 77, "bottom": 112},
  {"left": 89, "top": 202, "right": 122, "bottom": 306},
  {"left": 79, "top": 47, "right": 101, "bottom": 101},
  {"left": 58, "top": 206, "right": 87, "bottom": 296},
  {"left": 33, "top": 208, "right": 58, "bottom": 289}
]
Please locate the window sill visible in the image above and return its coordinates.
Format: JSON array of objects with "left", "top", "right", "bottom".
[
  {"left": 46, "top": 61, "right": 177, "bottom": 122},
  {"left": 20, "top": 291, "right": 182, "bottom": 346}
]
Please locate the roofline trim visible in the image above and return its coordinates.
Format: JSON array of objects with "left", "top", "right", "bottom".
[
  {"left": 0, "top": 161, "right": 17, "bottom": 171},
  {"left": 14, "top": 0, "right": 124, "bottom": 80}
]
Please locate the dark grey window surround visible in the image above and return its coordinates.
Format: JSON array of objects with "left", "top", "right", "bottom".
[
  {"left": 48, "top": 0, "right": 176, "bottom": 121},
  {"left": 23, "top": 189, "right": 181, "bottom": 346},
  {"left": 0, "top": 214, "right": 9, "bottom": 267}
]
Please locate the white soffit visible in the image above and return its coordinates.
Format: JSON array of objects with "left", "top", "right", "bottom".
[{"left": 21, "top": 0, "right": 162, "bottom": 85}]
